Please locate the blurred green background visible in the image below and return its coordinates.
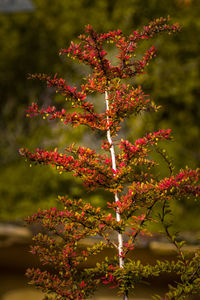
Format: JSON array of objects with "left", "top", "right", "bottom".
[{"left": 0, "top": 0, "right": 200, "bottom": 230}]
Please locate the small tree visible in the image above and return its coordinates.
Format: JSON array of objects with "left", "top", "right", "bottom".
[{"left": 20, "top": 17, "right": 200, "bottom": 299}]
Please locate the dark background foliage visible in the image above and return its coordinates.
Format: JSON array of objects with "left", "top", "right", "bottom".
[{"left": 0, "top": 0, "right": 199, "bottom": 229}]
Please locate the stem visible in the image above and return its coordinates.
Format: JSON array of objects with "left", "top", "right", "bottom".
[
  {"left": 105, "top": 90, "right": 128, "bottom": 300},
  {"left": 161, "top": 199, "right": 187, "bottom": 265}
]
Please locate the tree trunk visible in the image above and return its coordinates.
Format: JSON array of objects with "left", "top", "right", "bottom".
[{"left": 105, "top": 90, "right": 128, "bottom": 300}]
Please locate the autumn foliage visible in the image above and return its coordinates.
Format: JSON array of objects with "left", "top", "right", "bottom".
[{"left": 20, "top": 17, "right": 200, "bottom": 299}]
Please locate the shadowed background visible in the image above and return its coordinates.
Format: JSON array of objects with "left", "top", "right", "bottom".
[
  {"left": 0, "top": 0, "right": 200, "bottom": 229},
  {"left": 0, "top": 0, "right": 200, "bottom": 299}
]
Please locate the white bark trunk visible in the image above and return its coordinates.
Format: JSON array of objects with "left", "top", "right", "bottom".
[{"left": 105, "top": 90, "right": 128, "bottom": 300}]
